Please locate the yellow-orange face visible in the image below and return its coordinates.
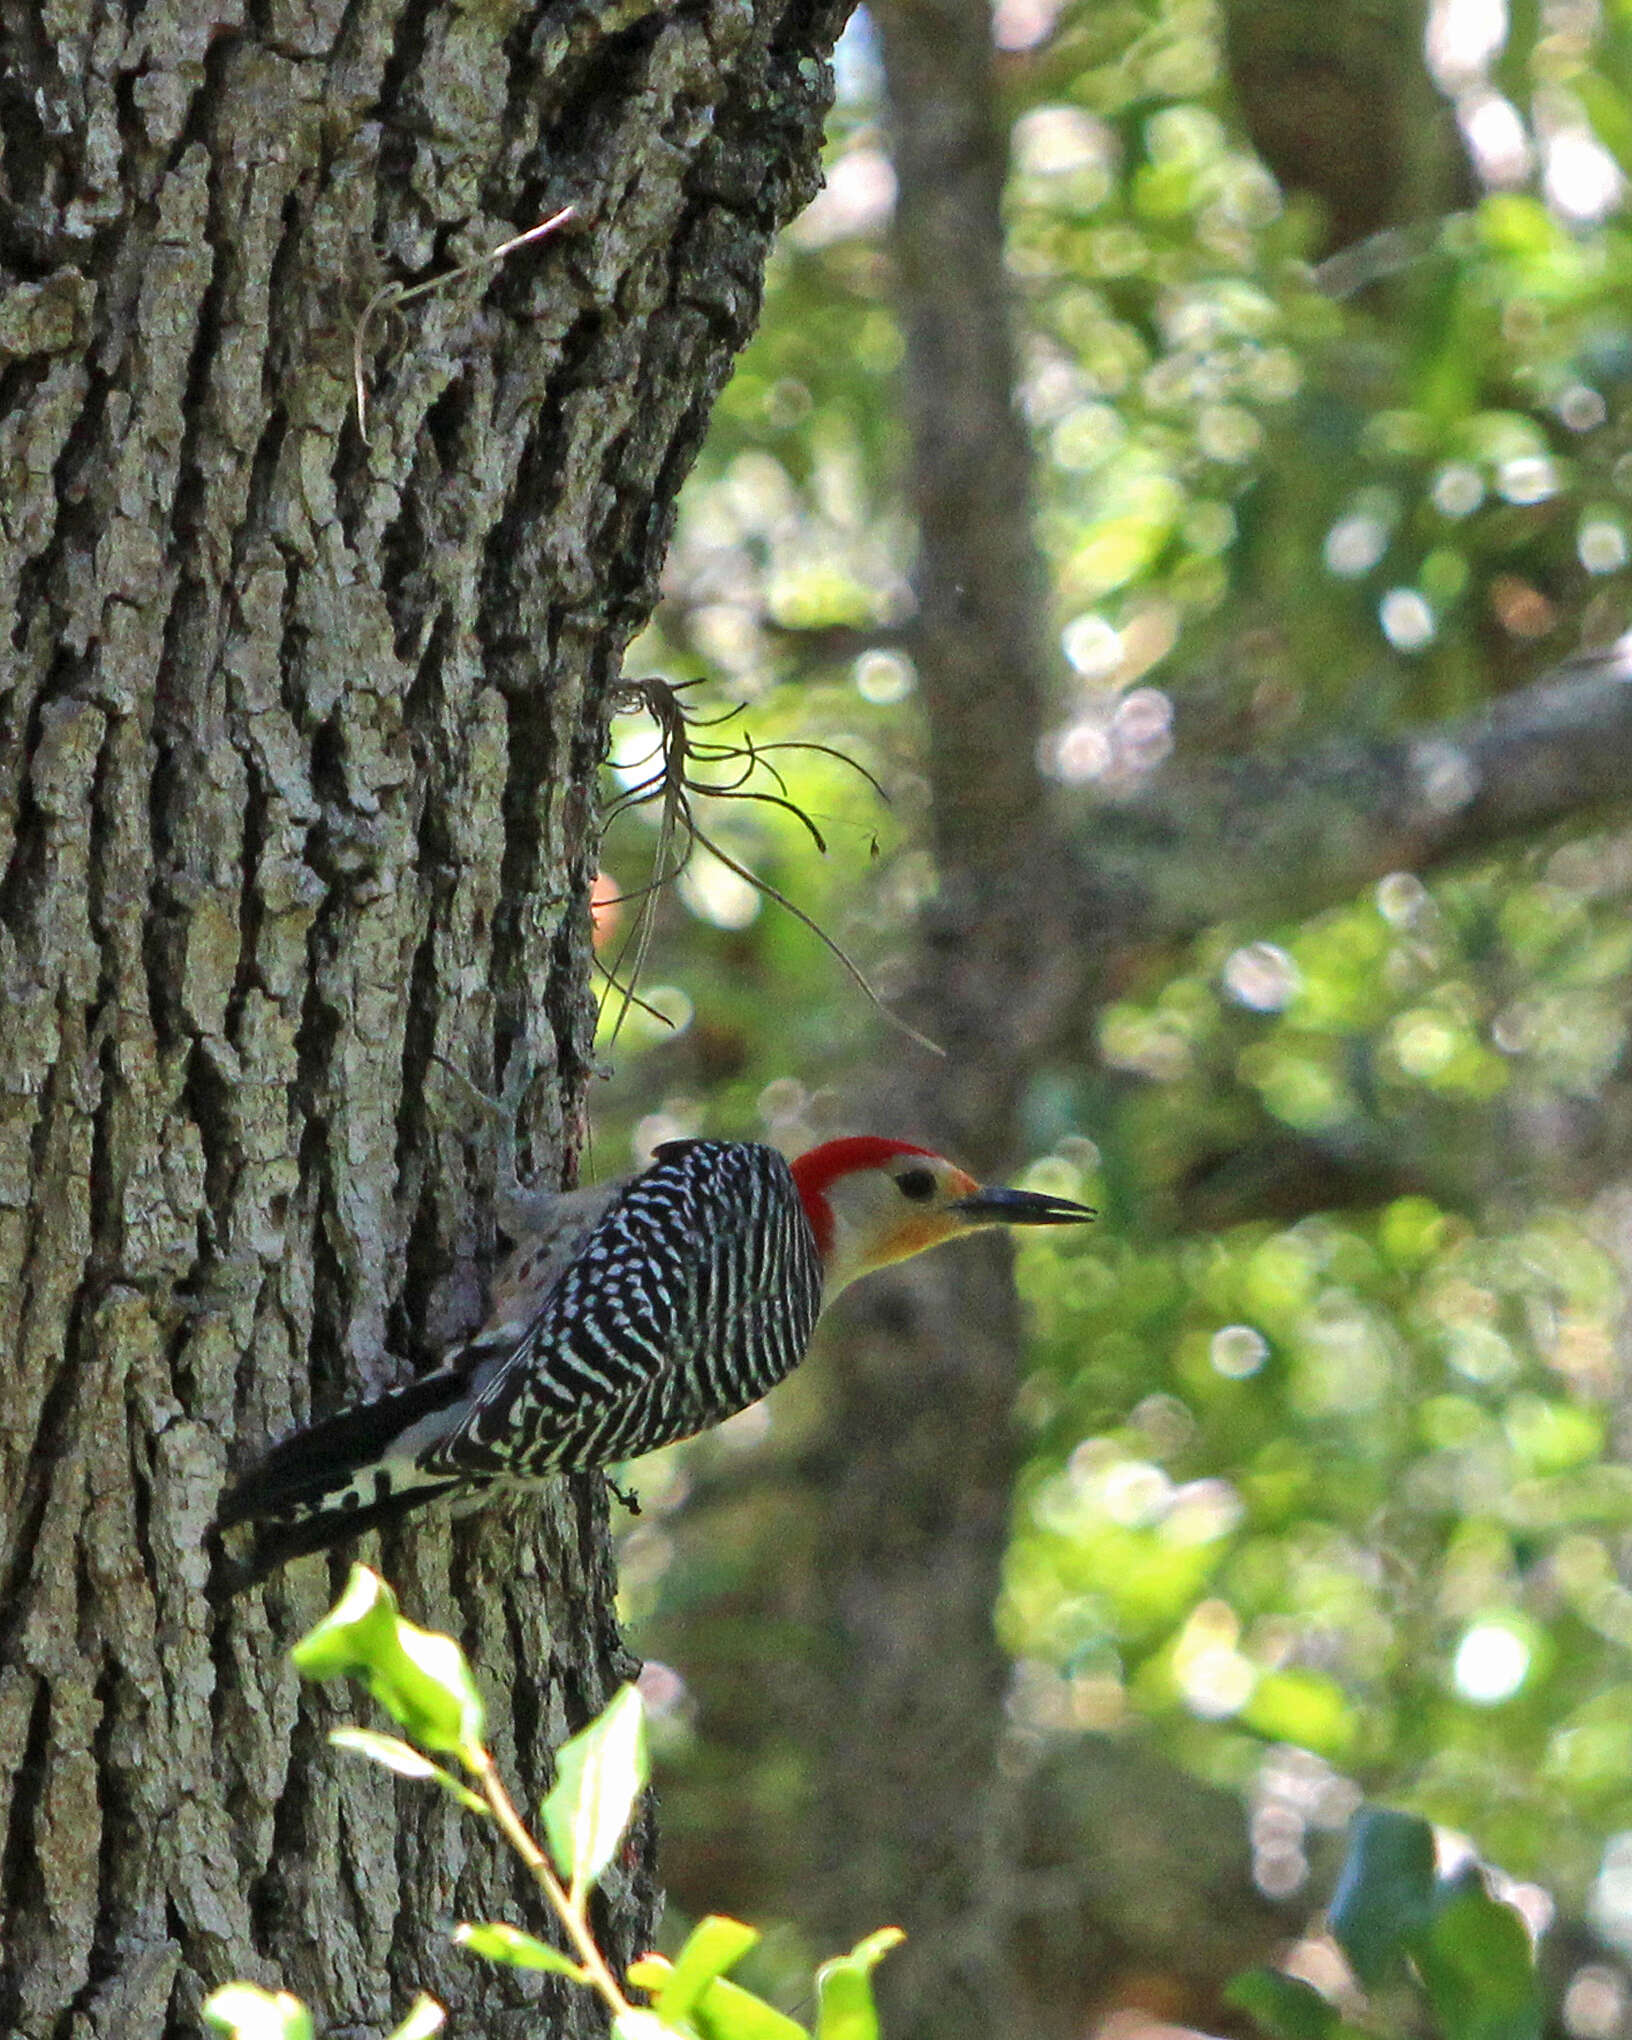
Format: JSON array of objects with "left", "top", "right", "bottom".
[
  {"left": 816, "top": 1152, "right": 980, "bottom": 1296},
  {"left": 792, "top": 1140, "right": 1094, "bottom": 1301}
]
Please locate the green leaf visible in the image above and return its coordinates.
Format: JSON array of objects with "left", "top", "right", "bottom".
[
  {"left": 291, "top": 1567, "right": 486, "bottom": 1761},
  {"left": 201, "top": 1983, "right": 316, "bottom": 2040},
  {"left": 1225, "top": 1969, "right": 1340, "bottom": 2040},
  {"left": 1328, "top": 1808, "right": 1435, "bottom": 1988},
  {"left": 542, "top": 1684, "right": 649, "bottom": 1898},
  {"left": 1413, "top": 1869, "right": 1542, "bottom": 2040},
  {"left": 649, "top": 1915, "right": 760, "bottom": 2022},
  {"left": 453, "top": 1921, "right": 588, "bottom": 1979},
  {"left": 629, "top": 1958, "right": 810, "bottom": 2040},
  {"left": 385, "top": 1996, "right": 446, "bottom": 2040},
  {"left": 689, "top": 1976, "right": 811, "bottom": 2040},
  {"left": 814, "top": 1927, "right": 905, "bottom": 2040},
  {"left": 288, "top": 1565, "right": 398, "bottom": 1678},
  {"left": 328, "top": 1729, "right": 489, "bottom": 1813}
]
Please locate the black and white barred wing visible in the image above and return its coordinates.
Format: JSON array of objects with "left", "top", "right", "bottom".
[{"left": 426, "top": 1140, "right": 825, "bottom": 1479}]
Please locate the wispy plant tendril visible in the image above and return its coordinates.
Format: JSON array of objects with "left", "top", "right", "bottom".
[{"left": 599, "top": 677, "right": 943, "bottom": 1056}]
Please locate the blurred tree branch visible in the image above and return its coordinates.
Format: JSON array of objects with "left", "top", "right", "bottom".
[
  {"left": 1082, "top": 637, "right": 1632, "bottom": 943},
  {"left": 1221, "top": 0, "right": 1476, "bottom": 255}
]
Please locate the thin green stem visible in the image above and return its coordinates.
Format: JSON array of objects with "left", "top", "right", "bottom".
[{"left": 468, "top": 1745, "right": 632, "bottom": 2017}]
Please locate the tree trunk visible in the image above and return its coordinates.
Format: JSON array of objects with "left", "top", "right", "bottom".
[
  {"left": 801, "top": 0, "right": 1093, "bottom": 2033},
  {"left": 0, "top": 0, "right": 848, "bottom": 2032}
]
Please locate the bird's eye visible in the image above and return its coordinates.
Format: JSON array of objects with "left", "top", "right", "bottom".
[{"left": 895, "top": 1167, "right": 937, "bottom": 1202}]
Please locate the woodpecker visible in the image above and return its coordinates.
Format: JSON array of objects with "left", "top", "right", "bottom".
[{"left": 215, "top": 1136, "right": 1093, "bottom": 1584}]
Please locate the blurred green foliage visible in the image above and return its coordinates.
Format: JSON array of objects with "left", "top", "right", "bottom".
[
  {"left": 591, "top": 0, "right": 1632, "bottom": 1965},
  {"left": 1234, "top": 1805, "right": 1543, "bottom": 2040}
]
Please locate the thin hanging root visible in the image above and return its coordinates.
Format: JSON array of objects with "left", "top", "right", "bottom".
[
  {"left": 597, "top": 946, "right": 667, "bottom": 1048},
  {"left": 599, "top": 682, "right": 689, "bottom": 1050},
  {"left": 690, "top": 822, "right": 944, "bottom": 1058},
  {"left": 352, "top": 205, "right": 578, "bottom": 442},
  {"left": 600, "top": 677, "right": 944, "bottom": 1058}
]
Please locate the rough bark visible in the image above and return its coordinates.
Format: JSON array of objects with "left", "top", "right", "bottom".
[{"left": 0, "top": 0, "right": 849, "bottom": 2032}]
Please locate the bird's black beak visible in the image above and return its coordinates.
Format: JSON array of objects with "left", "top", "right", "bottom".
[{"left": 952, "top": 1185, "right": 1097, "bottom": 1228}]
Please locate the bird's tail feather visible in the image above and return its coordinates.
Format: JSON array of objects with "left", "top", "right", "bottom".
[
  {"left": 214, "top": 1478, "right": 468, "bottom": 1592},
  {"left": 213, "top": 1367, "right": 475, "bottom": 1590}
]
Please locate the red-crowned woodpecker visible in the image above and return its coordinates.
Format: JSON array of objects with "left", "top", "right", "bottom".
[{"left": 216, "top": 1136, "right": 1094, "bottom": 1584}]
